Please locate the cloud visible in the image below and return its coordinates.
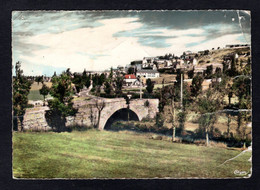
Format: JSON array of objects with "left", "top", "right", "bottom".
[{"left": 12, "top": 11, "right": 251, "bottom": 76}]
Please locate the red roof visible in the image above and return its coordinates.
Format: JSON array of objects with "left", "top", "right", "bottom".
[{"left": 124, "top": 74, "right": 136, "bottom": 79}]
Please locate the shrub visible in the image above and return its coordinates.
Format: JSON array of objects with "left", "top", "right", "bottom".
[
  {"left": 144, "top": 100, "right": 150, "bottom": 107},
  {"left": 67, "top": 124, "right": 94, "bottom": 132}
]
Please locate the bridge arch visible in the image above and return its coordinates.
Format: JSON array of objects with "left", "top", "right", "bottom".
[{"left": 103, "top": 108, "right": 140, "bottom": 130}]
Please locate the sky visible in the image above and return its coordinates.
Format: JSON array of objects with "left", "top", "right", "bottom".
[{"left": 12, "top": 10, "right": 251, "bottom": 76}]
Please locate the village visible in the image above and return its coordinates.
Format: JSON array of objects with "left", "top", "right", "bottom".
[
  {"left": 27, "top": 43, "right": 251, "bottom": 107},
  {"left": 12, "top": 10, "right": 252, "bottom": 179}
]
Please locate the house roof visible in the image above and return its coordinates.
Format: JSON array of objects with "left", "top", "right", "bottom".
[{"left": 124, "top": 74, "right": 136, "bottom": 79}]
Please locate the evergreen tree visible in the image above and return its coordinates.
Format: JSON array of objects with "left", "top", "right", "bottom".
[
  {"left": 104, "top": 81, "right": 112, "bottom": 96},
  {"left": 72, "top": 73, "right": 83, "bottom": 93},
  {"left": 146, "top": 78, "right": 154, "bottom": 94},
  {"left": 35, "top": 75, "right": 43, "bottom": 85},
  {"left": 13, "top": 61, "right": 32, "bottom": 131},
  {"left": 204, "top": 65, "right": 213, "bottom": 79},
  {"left": 39, "top": 83, "right": 50, "bottom": 106},
  {"left": 113, "top": 72, "right": 124, "bottom": 97},
  {"left": 190, "top": 75, "right": 204, "bottom": 97},
  {"left": 47, "top": 71, "right": 77, "bottom": 132}
]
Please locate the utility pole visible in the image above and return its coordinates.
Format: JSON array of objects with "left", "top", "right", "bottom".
[
  {"left": 139, "top": 78, "right": 142, "bottom": 99},
  {"left": 172, "top": 96, "right": 176, "bottom": 142},
  {"left": 180, "top": 73, "right": 183, "bottom": 110}
]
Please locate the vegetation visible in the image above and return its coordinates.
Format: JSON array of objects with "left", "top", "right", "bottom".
[
  {"left": 196, "top": 89, "right": 222, "bottom": 146},
  {"left": 47, "top": 71, "right": 77, "bottom": 132},
  {"left": 39, "top": 83, "right": 50, "bottom": 106},
  {"left": 146, "top": 78, "right": 154, "bottom": 94},
  {"left": 13, "top": 61, "right": 32, "bottom": 131},
  {"left": 13, "top": 130, "right": 251, "bottom": 178},
  {"left": 113, "top": 72, "right": 124, "bottom": 97},
  {"left": 190, "top": 74, "right": 204, "bottom": 97}
]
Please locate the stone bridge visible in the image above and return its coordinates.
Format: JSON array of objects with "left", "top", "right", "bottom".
[
  {"left": 72, "top": 97, "right": 159, "bottom": 130},
  {"left": 22, "top": 97, "right": 159, "bottom": 131}
]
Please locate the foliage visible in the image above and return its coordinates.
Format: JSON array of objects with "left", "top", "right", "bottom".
[
  {"left": 196, "top": 89, "right": 222, "bottom": 146},
  {"left": 156, "top": 112, "right": 165, "bottom": 128},
  {"left": 72, "top": 73, "right": 83, "bottom": 93},
  {"left": 13, "top": 61, "right": 33, "bottom": 130},
  {"left": 177, "top": 111, "right": 187, "bottom": 134},
  {"left": 82, "top": 70, "right": 91, "bottom": 89},
  {"left": 146, "top": 78, "right": 154, "bottom": 94},
  {"left": 214, "top": 67, "right": 222, "bottom": 78},
  {"left": 187, "top": 68, "right": 194, "bottom": 79},
  {"left": 232, "top": 76, "right": 251, "bottom": 103},
  {"left": 35, "top": 75, "right": 43, "bottom": 85},
  {"left": 204, "top": 65, "right": 213, "bottom": 79},
  {"left": 48, "top": 71, "right": 77, "bottom": 118},
  {"left": 128, "top": 67, "right": 135, "bottom": 74},
  {"left": 159, "top": 85, "right": 174, "bottom": 112},
  {"left": 243, "top": 58, "right": 251, "bottom": 76},
  {"left": 39, "top": 83, "right": 50, "bottom": 106},
  {"left": 113, "top": 72, "right": 124, "bottom": 97},
  {"left": 232, "top": 76, "right": 251, "bottom": 140},
  {"left": 144, "top": 100, "right": 150, "bottom": 107},
  {"left": 104, "top": 81, "right": 113, "bottom": 95},
  {"left": 190, "top": 74, "right": 204, "bottom": 97}
]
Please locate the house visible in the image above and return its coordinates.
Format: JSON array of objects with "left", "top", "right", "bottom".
[
  {"left": 124, "top": 74, "right": 138, "bottom": 86},
  {"left": 136, "top": 69, "right": 160, "bottom": 79},
  {"left": 142, "top": 57, "right": 157, "bottom": 68}
]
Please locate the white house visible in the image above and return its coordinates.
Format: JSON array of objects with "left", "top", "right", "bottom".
[
  {"left": 136, "top": 69, "right": 160, "bottom": 79},
  {"left": 192, "top": 58, "right": 198, "bottom": 66},
  {"left": 124, "top": 74, "right": 138, "bottom": 86}
]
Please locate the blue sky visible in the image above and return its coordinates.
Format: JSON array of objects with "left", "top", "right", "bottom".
[{"left": 12, "top": 10, "right": 251, "bottom": 76}]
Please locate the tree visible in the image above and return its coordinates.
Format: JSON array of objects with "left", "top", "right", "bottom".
[
  {"left": 215, "top": 67, "right": 222, "bottom": 78},
  {"left": 169, "top": 86, "right": 177, "bottom": 142},
  {"left": 104, "top": 81, "right": 113, "bottom": 96},
  {"left": 72, "top": 73, "right": 83, "bottom": 93},
  {"left": 232, "top": 76, "right": 251, "bottom": 139},
  {"left": 109, "top": 67, "right": 113, "bottom": 81},
  {"left": 196, "top": 89, "right": 221, "bottom": 146},
  {"left": 177, "top": 111, "right": 186, "bottom": 135},
  {"left": 204, "top": 65, "right": 213, "bottom": 79},
  {"left": 13, "top": 61, "right": 32, "bottom": 131},
  {"left": 39, "top": 83, "right": 50, "bottom": 106},
  {"left": 128, "top": 67, "right": 135, "bottom": 74},
  {"left": 98, "top": 73, "right": 106, "bottom": 86},
  {"left": 146, "top": 78, "right": 154, "bottom": 94},
  {"left": 95, "top": 99, "right": 106, "bottom": 129},
  {"left": 243, "top": 57, "right": 251, "bottom": 76},
  {"left": 35, "top": 75, "right": 43, "bottom": 85},
  {"left": 190, "top": 75, "right": 204, "bottom": 97},
  {"left": 47, "top": 71, "right": 77, "bottom": 132},
  {"left": 113, "top": 72, "right": 124, "bottom": 97},
  {"left": 187, "top": 68, "right": 194, "bottom": 79}
]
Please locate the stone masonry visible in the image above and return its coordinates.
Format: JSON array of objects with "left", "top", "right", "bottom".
[{"left": 22, "top": 97, "right": 159, "bottom": 131}]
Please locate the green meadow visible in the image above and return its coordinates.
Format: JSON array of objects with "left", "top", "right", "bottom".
[{"left": 13, "top": 130, "right": 251, "bottom": 179}]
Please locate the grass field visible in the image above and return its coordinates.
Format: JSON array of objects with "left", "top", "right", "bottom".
[
  {"left": 13, "top": 130, "right": 251, "bottom": 179},
  {"left": 28, "top": 82, "right": 52, "bottom": 101}
]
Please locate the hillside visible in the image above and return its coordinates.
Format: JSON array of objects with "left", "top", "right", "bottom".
[{"left": 197, "top": 47, "right": 250, "bottom": 66}]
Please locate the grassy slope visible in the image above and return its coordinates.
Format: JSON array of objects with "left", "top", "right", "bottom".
[
  {"left": 13, "top": 130, "right": 251, "bottom": 178},
  {"left": 28, "top": 82, "right": 52, "bottom": 101}
]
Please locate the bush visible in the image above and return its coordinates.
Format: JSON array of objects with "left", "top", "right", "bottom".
[
  {"left": 67, "top": 124, "right": 94, "bottom": 132},
  {"left": 144, "top": 100, "right": 150, "bottom": 107},
  {"left": 155, "top": 113, "right": 165, "bottom": 128}
]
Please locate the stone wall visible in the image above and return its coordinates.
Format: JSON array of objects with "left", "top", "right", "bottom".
[{"left": 23, "top": 107, "right": 51, "bottom": 131}]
